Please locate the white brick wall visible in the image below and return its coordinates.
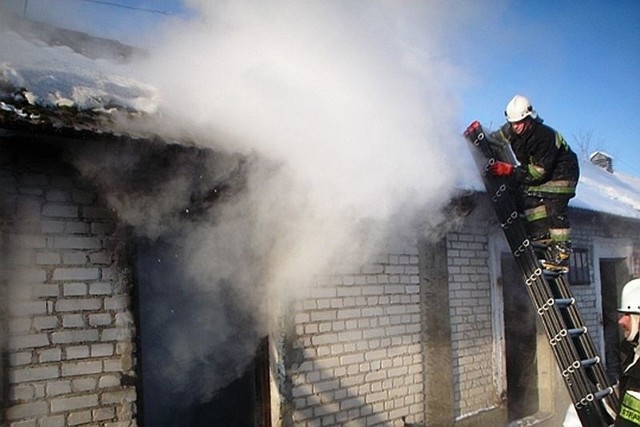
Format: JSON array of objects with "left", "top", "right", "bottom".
[
  {"left": 446, "top": 218, "right": 496, "bottom": 419},
  {"left": 1, "top": 150, "right": 137, "bottom": 426},
  {"left": 289, "top": 245, "right": 424, "bottom": 427},
  {"left": 446, "top": 203, "right": 640, "bottom": 423},
  {"left": 568, "top": 214, "right": 640, "bottom": 347}
]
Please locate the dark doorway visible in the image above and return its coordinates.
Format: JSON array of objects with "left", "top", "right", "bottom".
[
  {"left": 134, "top": 240, "right": 270, "bottom": 427},
  {"left": 501, "top": 253, "right": 539, "bottom": 421},
  {"left": 600, "top": 258, "right": 630, "bottom": 384}
]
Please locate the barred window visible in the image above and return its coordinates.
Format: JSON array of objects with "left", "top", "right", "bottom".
[{"left": 569, "top": 248, "right": 590, "bottom": 285}]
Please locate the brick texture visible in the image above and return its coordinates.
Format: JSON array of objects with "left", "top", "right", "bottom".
[
  {"left": 1, "top": 148, "right": 137, "bottom": 427},
  {"left": 445, "top": 199, "right": 640, "bottom": 422},
  {"left": 289, "top": 241, "right": 424, "bottom": 427},
  {"left": 446, "top": 217, "right": 495, "bottom": 419}
]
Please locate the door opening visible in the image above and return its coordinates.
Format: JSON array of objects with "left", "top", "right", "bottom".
[
  {"left": 501, "top": 253, "right": 539, "bottom": 421},
  {"left": 600, "top": 258, "right": 629, "bottom": 384},
  {"left": 134, "top": 239, "right": 271, "bottom": 426}
]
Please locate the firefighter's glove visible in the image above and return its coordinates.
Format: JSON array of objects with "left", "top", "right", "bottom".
[{"left": 490, "top": 161, "right": 514, "bottom": 176}]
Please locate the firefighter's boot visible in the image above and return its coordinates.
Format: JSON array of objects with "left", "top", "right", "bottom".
[{"left": 541, "top": 241, "right": 571, "bottom": 273}]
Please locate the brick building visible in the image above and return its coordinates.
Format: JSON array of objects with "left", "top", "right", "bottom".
[
  {"left": 284, "top": 184, "right": 640, "bottom": 427},
  {"left": 2, "top": 24, "right": 640, "bottom": 427},
  {"left": 2, "top": 118, "right": 640, "bottom": 427}
]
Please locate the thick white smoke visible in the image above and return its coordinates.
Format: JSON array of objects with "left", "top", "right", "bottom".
[
  {"left": 116, "top": 2, "right": 481, "bottom": 406},
  {"left": 133, "top": 0, "right": 474, "bottom": 283},
  {"left": 2, "top": 0, "right": 483, "bottom": 411},
  {"left": 121, "top": 1, "right": 479, "bottom": 406}
]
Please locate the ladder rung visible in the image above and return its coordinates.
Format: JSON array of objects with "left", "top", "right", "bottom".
[
  {"left": 580, "top": 356, "right": 600, "bottom": 368},
  {"left": 542, "top": 269, "right": 564, "bottom": 278},
  {"left": 561, "top": 357, "right": 602, "bottom": 377},
  {"left": 568, "top": 326, "right": 587, "bottom": 337},
  {"left": 554, "top": 298, "right": 575, "bottom": 308},
  {"left": 530, "top": 240, "right": 549, "bottom": 250},
  {"left": 536, "top": 298, "right": 575, "bottom": 315},
  {"left": 549, "top": 327, "right": 588, "bottom": 346},
  {"left": 594, "top": 387, "right": 614, "bottom": 400}
]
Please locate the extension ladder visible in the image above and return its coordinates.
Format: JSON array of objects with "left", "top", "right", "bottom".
[{"left": 463, "top": 121, "right": 617, "bottom": 427}]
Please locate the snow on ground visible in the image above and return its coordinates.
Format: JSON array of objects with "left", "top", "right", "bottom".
[{"left": 1, "top": 27, "right": 639, "bottom": 221}]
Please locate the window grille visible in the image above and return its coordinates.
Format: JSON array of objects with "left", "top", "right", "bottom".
[{"left": 569, "top": 248, "right": 590, "bottom": 285}]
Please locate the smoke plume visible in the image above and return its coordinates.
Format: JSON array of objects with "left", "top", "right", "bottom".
[
  {"left": 115, "top": 0, "right": 476, "bottom": 406},
  {"left": 131, "top": 0, "right": 473, "bottom": 275},
  {"left": 4, "top": 0, "right": 482, "bottom": 411}
]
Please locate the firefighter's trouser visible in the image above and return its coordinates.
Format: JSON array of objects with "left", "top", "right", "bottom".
[{"left": 521, "top": 194, "right": 572, "bottom": 243}]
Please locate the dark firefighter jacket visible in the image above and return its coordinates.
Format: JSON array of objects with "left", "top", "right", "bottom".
[
  {"left": 493, "top": 118, "right": 579, "bottom": 198},
  {"left": 617, "top": 339, "right": 640, "bottom": 426}
]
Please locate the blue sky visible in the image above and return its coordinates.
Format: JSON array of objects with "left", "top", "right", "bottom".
[
  {"left": 456, "top": 1, "right": 640, "bottom": 176},
  {"left": 1, "top": 0, "right": 193, "bottom": 44},
  {"left": 3, "top": 0, "right": 639, "bottom": 175}
]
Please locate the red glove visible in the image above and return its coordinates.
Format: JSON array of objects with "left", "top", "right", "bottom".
[{"left": 490, "top": 161, "right": 514, "bottom": 176}]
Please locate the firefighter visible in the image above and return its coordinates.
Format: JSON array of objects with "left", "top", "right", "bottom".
[
  {"left": 489, "top": 95, "right": 579, "bottom": 271},
  {"left": 563, "top": 278, "right": 640, "bottom": 426},
  {"left": 616, "top": 278, "right": 640, "bottom": 426}
]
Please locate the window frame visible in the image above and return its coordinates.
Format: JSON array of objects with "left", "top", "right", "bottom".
[{"left": 569, "top": 247, "right": 590, "bottom": 286}]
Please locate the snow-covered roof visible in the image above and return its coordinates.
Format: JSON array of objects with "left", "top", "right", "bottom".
[
  {"left": 0, "top": 25, "right": 158, "bottom": 139},
  {"left": 0, "top": 28, "right": 156, "bottom": 113},
  {"left": 2, "top": 25, "right": 640, "bottom": 222},
  {"left": 572, "top": 160, "right": 640, "bottom": 219},
  {"left": 589, "top": 151, "right": 614, "bottom": 161}
]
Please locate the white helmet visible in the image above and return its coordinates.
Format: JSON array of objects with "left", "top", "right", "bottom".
[
  {"left": 619, "top": 279, "right": 640, "bottom": 341},
  {"left": 505, "top": 95, "right": 538, "bottom": 123},
  {"left": 619, "top": 279, "right": 640, "bottom": 313}
]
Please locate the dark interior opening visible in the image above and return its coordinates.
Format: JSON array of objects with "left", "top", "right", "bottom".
[
  {"left": 600, "top": 258, "right": 630, "bottom": 384},
  {"left": 133, "top": 239, "right": 271, "bottom": 426},
  {"left": 501, "top": 253, "right": 539, "bottom": 421}
]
